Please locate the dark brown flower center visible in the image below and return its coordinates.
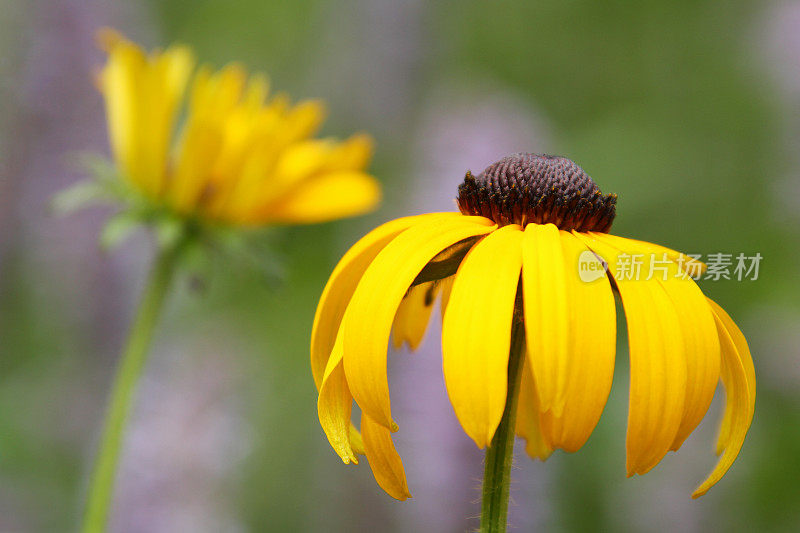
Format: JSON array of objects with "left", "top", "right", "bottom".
[{"left": 456, "top": 153, "right": 617, "bottom": 232}]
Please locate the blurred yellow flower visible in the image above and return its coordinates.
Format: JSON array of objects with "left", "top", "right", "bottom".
[
  {"left": 96, "top": 28, "right": 381, "bottom": 226},
  {"left": 312, "top": 154, "right": 754, "bottom": 501}
]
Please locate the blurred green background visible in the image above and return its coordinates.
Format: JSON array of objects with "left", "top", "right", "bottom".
[{"left": 1, "top": 0, "right": 799, "bottom": 531}]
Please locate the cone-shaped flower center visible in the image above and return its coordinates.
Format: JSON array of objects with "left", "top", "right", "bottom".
[{"left": 456, "top": 153, "right": 617, "bottom": 232}]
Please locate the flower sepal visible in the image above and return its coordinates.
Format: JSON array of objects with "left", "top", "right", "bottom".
[
  {"left": 53, "top": 157, "right": 287, "bottom": 290},
  {"left": 51, "top": 156, "right": 134, "bottom": 217}
]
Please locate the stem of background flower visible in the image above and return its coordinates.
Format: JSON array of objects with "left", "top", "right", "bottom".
[
  {"left": 480, "top": 310, "right": 525, "bottom": 533},
  {"left": 82, "top": 234, "right": 186, "bottom": 533}
]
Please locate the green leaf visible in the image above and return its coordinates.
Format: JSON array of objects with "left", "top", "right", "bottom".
[
  {"left": 99, "top": 211, "right": 141, "bottom": 250},
  {"left": 52, "top": 157, "right": 135, "bottom": 215},
  {"left": 50, "top": 180, "right": 113, "bottom": 215}
]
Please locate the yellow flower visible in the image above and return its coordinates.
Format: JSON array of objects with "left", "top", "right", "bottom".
[
  {"left": 312, "top": 153, "right": 754, "bottom": 500},
  {"left": 95, "top": 28, "right": 380, "bottom": 226}
]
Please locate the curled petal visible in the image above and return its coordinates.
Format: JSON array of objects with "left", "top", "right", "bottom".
[
  {"left": 344, "top": 216, "right": 495, "bottom": 429},
  {"left": 317, "top": 327, "right": 358, "bottom": 464},
  {"left": 361, "top": 413, "right": 411, "bottom": 500},
  {"left": 693, "top": 299, "right": 754, "bottom": 497},
  {"left": 311, "top": 213, "right": 457, "bottom": 389}
]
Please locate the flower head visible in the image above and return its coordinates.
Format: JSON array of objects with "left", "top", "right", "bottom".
[
  {"left": 312, "top": 153, "right": 754, "bottom": 500},
  {"left": 94, "top": 28, "right": 380, "bottom": 226}
]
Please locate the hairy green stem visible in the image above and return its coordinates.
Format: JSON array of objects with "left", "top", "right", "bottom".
[
  {"left": 82, "top": 238, "right": 184, "bottom": 532},
  {"left": 480, "top": 314, "right": 526, "bottom": 533}
]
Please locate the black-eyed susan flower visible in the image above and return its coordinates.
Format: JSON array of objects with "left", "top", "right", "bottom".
[
  {"left": 71, "top": 29, "right": 382, "bottom": 533},
  {"left": 92, "top": 28, "right": 380, "bottom": 228},
  {"left": 312, "top": 153, "right": 754, "bottom": 529}
]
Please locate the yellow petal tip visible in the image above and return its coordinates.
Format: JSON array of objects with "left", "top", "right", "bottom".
[
  {"left": 341, "top": 455, "right": 358, "bottom": 465},
  {"left": 397, "top": 487, "right": 412, "bottom": 500},
  {"left": 95, "top": 27, "right": 125, "bottom": 52},
  {"left": 691, "top": 487, "right": 707, "bottom": 499}
]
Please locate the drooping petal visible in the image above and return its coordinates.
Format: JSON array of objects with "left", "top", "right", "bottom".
[
  {"left": 344, "top": 216, "right": 496, "bottom": 429},
  {"left": 522, "top": 223, "right": 570, "bottom": 416},
  {"left": 442, "top": 224, "right": 523, "bottom": 448},
  {"left": 311, "top": 213, "right": 457, "bottom": 389},
  {"left": 317, "top": 327, "right": 358, "bottom": 464},
  {"left": 516, "top": 355, "right": 553, "bottom": 460},
  {"left": 706, "top": 299, "right": 755, "bottom": 452},
  {"left": 660, "top": 277, "right": 720, "bottom": 451},
  {"left": 575, "top": 232, "right": 687, "bottom": 475},
  {"left": 692, "top": 300, "right": 754, "bottom": 498},
  {"left": 391, "top": 282, "right": 438, "bottom": 351},
  {"left": 263, "top": 171, "right": 382, "bottom": 224},
  {"left": 538, "top": 231, "right": 616, "bottom": 452},
  {"left": 361, "top": 413, "right": 411, "bottom": 500},
  {"left": 588, "top": 233, "right": 720, "bottom": 451}
]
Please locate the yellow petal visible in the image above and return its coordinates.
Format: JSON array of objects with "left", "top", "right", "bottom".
[
  {"left": 98, "top": 38, "right": 145, "bottom": 182},
  {"left": 589, "top": 232, "right": 707, "bottom": 276},
  {"left": 706, "top": 299, "right": 756, "bottom": 454},
  {"left": 344, "top": 215, "right": 495, "bottom": 429},
  {"left": 281, "top": 99, "right": 327, "bottom": 143},
  {"left": 575, "top": 232, "right": 686, "bottom": 475},
  {"left": 262, "top": 171, "right": 382, "bottom": 224},
  {"left": 587, "top": 233, "right": 720, "bottom": 451},
  {"left": 522, "top": 223, "right": 570, "bottom": 416},
  {"left": 661, "top": 278, "right": 720, "bottom": 451},
  {"left": 516, "top": 355, "right": 553, "bottom": 460},
  {"left": 141, "top": 45, "right": 194, "bottom": 196},
  {"left": 170, "top": 64, "right": 246, "bottom": 212},
  {"left": 438, "top": 275, "right": 455, "bottom": 321},
  {"left": 326, "top": 133, "right": 374, "bottom": 172},
  {"left": 692, "top": 300, "right": 754, "bottom": 497},
  {"left": 349, "top": 425, "right": 366, "bottom": 456},
  {"left": 311, "top": 213, "right": 457, "bottom": 389},
  {"left": 442, "top": 224, "right": 523, "bottom": 448},
  {"left": 95, "top": 27, "right": 126, "bottom": 52},
  {"left": 539, "top": 231, "right": 616, "bottom": 452},
  {"left": 317, "top": 327, "right": 358, "bottom": 464},
  {"left": 391, "top": 282, "right": 438, "bottom": 351},
  {"left": 361, "top": 413, "right": 411, "bottom": 500},
  {"left": 97, "top": 31, "right": 193, "bottom": 196},
  {"left": 274, "top": 139, "right": 333, "bottom": 180}
]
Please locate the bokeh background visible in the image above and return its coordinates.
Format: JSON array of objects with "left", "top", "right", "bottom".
[{"left": 1, "top": 0, "right": 799, "bottom": 531}]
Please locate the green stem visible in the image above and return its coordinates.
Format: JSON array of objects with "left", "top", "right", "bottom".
[
  {"left": 82, "top": 237, "right": 184, "bottom": 532},
  {"left": 480, "top": 313, "right": 526, "bottom": 533}
]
